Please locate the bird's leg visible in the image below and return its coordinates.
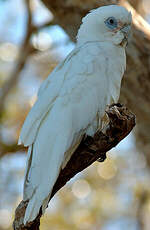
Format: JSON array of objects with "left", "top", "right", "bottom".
[{"left": 109, "top": 103, "right": 123, "bottom": 108}]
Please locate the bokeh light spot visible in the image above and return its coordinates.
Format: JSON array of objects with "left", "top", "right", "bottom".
[
  {"left": 97, "top": 157, "right": 117, "bottom": 180},
  {"left": 72, "top": 209, "right": 93, "bottom": 229},
  {"left": 72, "top": 179, "right": 91, "bottom": 199},
  {"left": 32, "top": 32, "right": 52, "bottom": 51},
  {"left": 0, "top": 209, "right": 12, "bottom": 229},
  {"left": 0, "top": 43, "right": 18, "bottom": 62}
]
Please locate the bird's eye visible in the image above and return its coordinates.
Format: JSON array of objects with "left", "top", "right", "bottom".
[{"left": 105, "top": 17, "right": 118, "bottom": 29}]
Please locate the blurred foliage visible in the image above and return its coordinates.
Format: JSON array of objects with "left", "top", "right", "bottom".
[{"left": 0, "top": 0, "right": 150, "bottom": 230}]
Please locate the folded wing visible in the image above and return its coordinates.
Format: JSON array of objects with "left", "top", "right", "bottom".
[{"left": 20, "top": 42, "right": 108, "bottom": 224}]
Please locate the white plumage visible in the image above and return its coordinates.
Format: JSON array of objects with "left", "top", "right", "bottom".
[{"left": 19, "top": 5, "right": 132, "bottom": 224}]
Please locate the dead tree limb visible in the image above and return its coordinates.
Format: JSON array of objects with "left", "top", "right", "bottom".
[
  {"left": 0, "top": 0, "right": 33, "bottom": 112},
  {"left": 0, "top": 0, "right": 56, "bottom": 113},
  {"left": 13, "top": 104, "right": 136, "bottom": 230}
]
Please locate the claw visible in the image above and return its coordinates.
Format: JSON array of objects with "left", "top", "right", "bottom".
[{"left": 97, "top": 152, "right": 107, "bottom": 162}]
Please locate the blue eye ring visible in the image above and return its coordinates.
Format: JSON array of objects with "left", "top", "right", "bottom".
[{"left": 105, "top": 17, "right": 118, "bottom": 29}]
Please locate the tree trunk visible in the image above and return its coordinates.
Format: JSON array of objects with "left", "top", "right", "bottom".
[{"left": 41, "top": 0, "right": 150, "bottom": 163}]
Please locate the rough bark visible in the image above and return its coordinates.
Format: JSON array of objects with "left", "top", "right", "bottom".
[
  {"left": 13, "top": 104, "right": 136, "bottom": 230},
  {"left": 41, "top": 0, "right": 150, "bottom": 163}
]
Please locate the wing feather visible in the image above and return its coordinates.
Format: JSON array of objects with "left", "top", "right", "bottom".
[
  {"left": 22, "top": 42, "right": 110, "bottom": 224},
  {"left": 19, "top": 47, "right": 82, "bottom": 146}
]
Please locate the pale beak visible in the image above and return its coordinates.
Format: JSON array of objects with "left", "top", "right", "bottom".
[
  {"left": 120, "top": 25, "right": 131, "bottom": 46},
  {"left": 121, "top": 25, "right": 131, "bottom": 39}
]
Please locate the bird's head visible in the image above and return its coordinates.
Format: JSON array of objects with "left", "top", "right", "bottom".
[{"left": 77, "top": 5, "right": 132, "bottom": 47}]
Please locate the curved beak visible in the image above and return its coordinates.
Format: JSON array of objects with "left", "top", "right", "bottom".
[
  {"left": 120, "top": 25, "right": 131, "bottom": 47},
  {"left": 121, "top": 25, "right": 131, "bottom": 39}
]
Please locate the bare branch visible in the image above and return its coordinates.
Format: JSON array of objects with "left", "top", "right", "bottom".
[
  {"left": 120, "top": 0, "right": 150, "bottom": 37},
  {"left": 32, "top": 19, "right": 58, "bottom": 33},
  {"left": 13, "top": 104, "right": 136, "bottom": 230},
  {"left": 0, "top": 0, "right": 33, "bottom": 111},
  {"left": 0, "top": 143, "right": 27, "bottom": 158},
  {"left": 0, "top": 0, "right": 56, "bottom": 113}
]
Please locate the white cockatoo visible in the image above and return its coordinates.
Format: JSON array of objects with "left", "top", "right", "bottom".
[{"left": 19, "top": 5, "right": 132, "bottom": 224}]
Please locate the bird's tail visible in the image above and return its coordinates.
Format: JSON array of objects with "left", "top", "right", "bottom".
[
  {"left": 23, "top": 108, "right": 74, "bottom": 224},
  {"left": 23, "top": 134, "right": 69, "bottom": 224},
  {"left": 22, "top": 99, "right": 76, "bottom": 225}
]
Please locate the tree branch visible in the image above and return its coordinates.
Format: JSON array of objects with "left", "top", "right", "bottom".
[
  {"left": 13, "top": 104, "right": 136, "bottom": 230},
  {"left": 0, "top": 0, "right": 33, "bottom": 112},
  {"left": 0, "top": 0, "right": 57, "bottom": 159},
  {"left": 0, "top": 0, "right": 56, "bottom": 113},
  {"left": 32, "top": 19, "right": 58, "bottom": 34},
  {"left": 0, "top": 143, "right": 27, "bottom": 158}
]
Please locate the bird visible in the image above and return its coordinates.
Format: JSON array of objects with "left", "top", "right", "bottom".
[{"left": 19, "top": 5, "right": 132, "bottom": 224}]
